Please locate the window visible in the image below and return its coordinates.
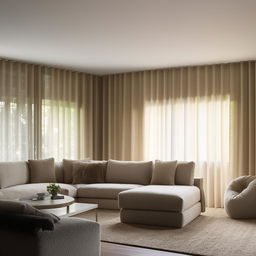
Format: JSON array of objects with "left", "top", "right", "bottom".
[
  {"left": 0, "top": 99, "right": 34, "bottom": 161},
  {"left": 143, "top": 96, "right": 230, "bottom": 164},
  {"left": 42, "top": 99, "right": 77, "bottom": 161}
]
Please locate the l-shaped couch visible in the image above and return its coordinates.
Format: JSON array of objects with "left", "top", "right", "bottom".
[{"left": 0, "top": 159, "right": 205, "bottom": 228}]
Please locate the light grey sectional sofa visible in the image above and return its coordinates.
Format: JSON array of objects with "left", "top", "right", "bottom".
[{"left": 0, "top": 159, "right": 205, "bottom": 227}]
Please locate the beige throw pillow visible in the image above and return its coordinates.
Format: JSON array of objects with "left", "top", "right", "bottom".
[
  {"left": 29, "top": 158, "right": 56, "bottom": 183},
  {"left": 151, "top": 160, "right": 177, "bottom": 185},
  {"left": 175, "top": 161, "right": 195, "bottom": 185},
  {"left": 72, "top": 162, "right": 107, "bottom": 184},
  {"left": 63, "top": 158, "right": 90, "bottom": 184}
]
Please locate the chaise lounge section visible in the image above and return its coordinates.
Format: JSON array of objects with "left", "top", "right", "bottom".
[{"left": 119, "top": 183, "right": 202, "bottom": 228}]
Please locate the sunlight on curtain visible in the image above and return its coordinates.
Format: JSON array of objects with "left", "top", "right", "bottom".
[
  {"left": 40, "top": 69, "right": 83, "bottom": 161},
  {"left": 0, "top": 61, "right": 34, "bottom": 161},
  {"left": 101, "top": 63, "right": 255, "bottom": 208},
  {"left": 144, "top": 97, "right": 230, "bottom": 162},
  {"left": 40, "top": 68, "right": 102, "bottom": 161},
  {"left": 0, "top": 59, "right": 101, "bottom": 162},
  {"left": 144, "top": 96, "right": 230, "bottom": 206},
  {"left": 42, "top": 99, "right": 76, "bottom": 161}
]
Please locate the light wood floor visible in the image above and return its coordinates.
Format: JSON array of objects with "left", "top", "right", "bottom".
[{"left": 101, "top": 242, "right": 189, "bottom": 256}]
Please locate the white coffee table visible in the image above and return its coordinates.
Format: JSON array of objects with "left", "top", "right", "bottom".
[
  {"left": 20, "top": 195, "right": 98, "bottom": 220},
  {"left": 42, "top": 202, "right": 98, "bottom": 220}
]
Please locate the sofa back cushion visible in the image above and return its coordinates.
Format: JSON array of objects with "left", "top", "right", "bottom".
[
  {"left": 175, "top": 161, "right": 195, "bottom": 185},
  {"left": 63, "top": 158, "right": 90, "bottom": 184},
  {"left": 106, "top": 160, "right": 153, "bottom": 185},
  {"left": 0, "top": 161, "right": 29, "bottom": 189},
  {"left": 151, "top": 160, "right": 177, "bottom": 185},
  {"left": 55, "top": 161, "right": 64, "bottom": 183},
  {"left": 28, "top": 158, "right": 56, "bottom": 183},
  {"left": 72, "top": 162, "right": 107, "bottom": 184}
]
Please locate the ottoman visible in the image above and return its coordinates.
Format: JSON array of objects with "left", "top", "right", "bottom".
[
  {"left": 119, "top": 185, "right": 201, "bottom": 228},
  {"left": 224, "top": 175, "right": 256, "bottom": 219}
]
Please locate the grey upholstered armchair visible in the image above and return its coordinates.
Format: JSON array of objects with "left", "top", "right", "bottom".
[{"left": 0, "top": 217, "right": 100, "bottom": 256}]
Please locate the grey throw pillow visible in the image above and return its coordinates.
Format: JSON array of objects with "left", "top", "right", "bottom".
[
  {"left": 0, "top": 200, "right": 60, "bottom": 223},
  {"left": 0, "top": 213, "right": 56, "bottom": 233},
  {"left": 72, "top": 162, "right": 107, "bottom": 184},
  {"left": 151, "top": 160, "right": 177, "bottom": 185},
  {"left": 28, "top": 158, "right": 56, "bottom": 183}
]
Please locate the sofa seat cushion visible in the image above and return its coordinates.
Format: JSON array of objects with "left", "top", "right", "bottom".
[
  {"left": 75, "top": 183, "right": 142, "bottom": 199},
  {"left": 119, "top": 185, "right": 200, "bottom": 212},
  {"left": 0, "top": 183, "right": 77, "bottom": 199}
]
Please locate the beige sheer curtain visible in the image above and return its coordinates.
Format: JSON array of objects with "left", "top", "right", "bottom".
[
  {"left": 39, "top": 67, "right": 102, "bottom": 161},
  {"left": 0, "top": 59, "right": 101, "bottom": 161},
  {"left": 102, "top": 74, "right": 145, "bottom": 160},
  {"left": 0, "top": 60, "right": 35, "bottom": 161},
  {"left": 101, "top": 61, "right": 256, "bottom": 207}
]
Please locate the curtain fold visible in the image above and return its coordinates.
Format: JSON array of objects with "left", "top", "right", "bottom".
[
  {"left": 101, "top": 61, "right": 256, "bottom": 207},
  {"left": 0, "top": 59, "right": 101, "bottom": 161}
]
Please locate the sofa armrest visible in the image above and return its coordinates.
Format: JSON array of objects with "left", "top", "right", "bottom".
[
  {"left": 39, "top": 217, "right": 100, "bottom": 256},
  {"left": 194, "top": 178, "right": 206, "bottom": 212},
  {"left": 0, "top": 213, "right": 55, "bottom": 233}
]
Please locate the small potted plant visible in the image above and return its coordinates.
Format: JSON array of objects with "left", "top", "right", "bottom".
[{"left": 47, "top": 183, "right": 60, "bottom": 199}]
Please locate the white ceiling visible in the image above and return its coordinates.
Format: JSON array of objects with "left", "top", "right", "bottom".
[{"left": 0, "top": 0, "right": 255, "bottom": 75}]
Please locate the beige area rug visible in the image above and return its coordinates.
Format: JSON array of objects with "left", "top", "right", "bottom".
[{"left": 75, "top": 208, "right": 256, "bottom": 256}]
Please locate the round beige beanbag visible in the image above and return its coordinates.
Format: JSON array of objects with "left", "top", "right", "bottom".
[{"left": 224, "top": 176, "right": 256, "bottom": 219}]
